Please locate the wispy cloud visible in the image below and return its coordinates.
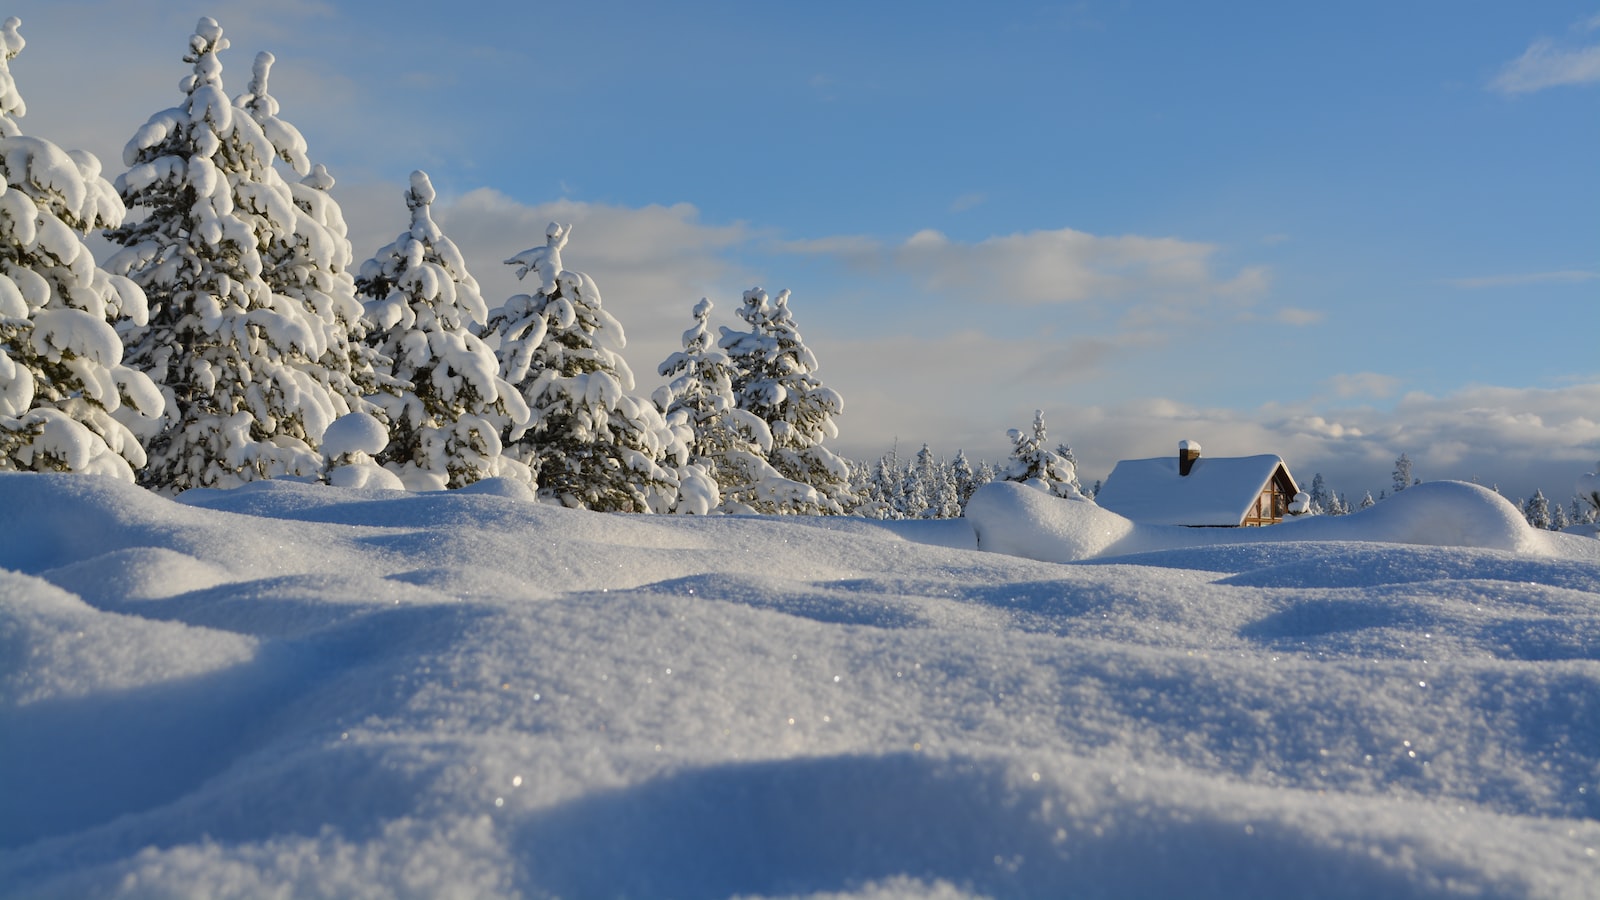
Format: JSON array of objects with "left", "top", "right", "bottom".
[
  {"left": 949, "top": 192, "right": 988, "bottom": 213},
  {"left": 1325, "top": 372, "right": 1402, "bottom": 399},
  {"left": 1446, "top": 270, "right": 1599, "bottom": 288},
  {"left": 1490, "top": 15, "right": 1600, "bottom": 94},
  {"left": 1274, "top": 307, "right": 1324, "bottom": 326},
  {"left": 782, "top": 226, "right": 1267, "bottom": 311}
]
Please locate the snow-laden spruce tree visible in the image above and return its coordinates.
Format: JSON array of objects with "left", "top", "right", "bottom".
[
  {"left": 357, "top": 171, "right": 528, "bottom": 490},
  {"left": 487, "top": 222, "right": 681, "bottom": 512},
  {"left": 1522, "top": 489, "right": 1551, "bottom": 531},
  {"left": 718, "top": 287, "right": 852, "bottom": 514},
  {"left": 1003, "top": 409, "right": 1087, "bottom": 500},
  {"left": 107, "top": 18, "right": 356, "bottom": 492},
  {"left": 235, "top": 51, "right": 383, "bottom": 421},
  {"left": 1392, "top": 453, "right": 1415, "bottom": 494},
  {"left": 951, "top": 449, "right": 989, "bottom": 511},
  {"left": 850, "top": 447, "right": 904, "bottom": 519},
  {"left": 654, "top": 296, "right": 790, "bottom": 513},
  {"left": 913, "top": 444, "right": 961, "bottom": 518},
  {"left": 0, "top": 17, "right": 163, "bottom": 479}
]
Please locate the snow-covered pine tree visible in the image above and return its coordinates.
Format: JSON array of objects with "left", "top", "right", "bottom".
[
  {"left": 654, "top": 296, "right": 793, "bottom": 514},
  {"left": 718, "top": 287, "right": 852, "bottom": 514},
  {"left": 488, "top": 222, "right": 681, "bottom": 512},
  {"left": 1551, "top": 502, "right": 1569, "bottom": 531},
  {"left": 1003, "top": 409, "right": 1085, "bottom": 499},
  {"left": 235, "top": 51, "right": 383, "bottom": 422},
  {"left": 907, "top": 444, "right": 960, "bottom": 518},
  {"left": 108, "top": 18, "right": 353, "bottom": 492},
  {"left": 1359, "top": 490, "right": 1376, "bottom": 510},
  {"left": 849, "top": 447, "right": 902, "bottom": 519},
  {"left": 1308, "top": 473, "right": 1332, "bottom": 516},
  {"left": 1392, "top": 453, "right": 1415, "bottom": 494},
  {"left": 1522, "top": 489, "right": 1550, "bottom": 530},
  {"left": 951, "top": 449, "right": 981, "bottom": 511},
  {"left": 357, "top": 171, "right": 528, "bottom": 490},
  {"left": 0, "top": 17, "right": 163, "bottom": 479}
]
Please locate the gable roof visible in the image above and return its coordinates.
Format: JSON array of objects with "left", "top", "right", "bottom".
[{"left": 1094, "top": 454, "right": 1292, "bottom": 526}]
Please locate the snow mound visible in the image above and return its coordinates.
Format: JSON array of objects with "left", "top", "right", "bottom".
[
  {"left": 969, "top": 479, "right": 1569, "bottom": 564},
  {"left": 2, "top": 474, "right": 1598, "bottom": 896},
  {"left": 967, "top": 481, "right": 1134, "bottom": 561},
  {"left": 1271, "top": 481, "right": 1551, "bottom": 554},
  {"left": 0, "top": 568, "right": 256, "bottom": 707},
  {"left": 320, "top": 412, "right": 388, "bottom": 458}
]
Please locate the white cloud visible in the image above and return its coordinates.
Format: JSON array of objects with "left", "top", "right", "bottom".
[
  {"left": 949, "top": 192, "right": 988, "bottom": 212},
  {"left": 782, "top": 225, "right": 1268, "bottom": 312},
  {"left": 1446, "top": 270, "right": 1599, "bottom": 288},
  {"left": 1272, "top": 306, "right": 1324, "bottom": 326},
  {"left": 1490, "top": 16, "right": 1600, "bottom": 94},
  {"left": 1325, "top": 372, "right": 1402, "bottom": 399},
  {"left": 1041, "top": 384, "right": 1600, "bottom": 503}
]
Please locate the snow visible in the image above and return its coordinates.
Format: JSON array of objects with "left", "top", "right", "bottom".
[
  {"left": 2, "top": 472, "right": 1598, "bottom": 897},
  {"left": 1095, "top": 453, "right": 1290, "bottom": 526}
]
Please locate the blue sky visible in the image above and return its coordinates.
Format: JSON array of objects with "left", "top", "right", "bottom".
[{"left": 8, "top": 1, "right": 1598, "bottom": 501}]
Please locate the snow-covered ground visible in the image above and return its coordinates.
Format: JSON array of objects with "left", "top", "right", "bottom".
[{"left": 2, "top": 473, "right": 1598, "bottom": 898}]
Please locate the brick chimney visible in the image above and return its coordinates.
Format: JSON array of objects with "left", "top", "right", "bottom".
[{"left": 1179, "top": 439, "right": 1201, "bottom": 477}]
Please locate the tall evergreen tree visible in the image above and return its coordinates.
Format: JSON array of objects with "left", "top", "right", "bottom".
[
  {"left": 0, "top": 17, "right": 162, "bottom": 479},
  {"left": 718, "top": 287, "right": 852, "bottom": 514},
  {"left": 357, "top": 171, "right": 529, "bottom": 490},
  {"left": 235, "top": 51, "right": 382, "bottom": 419},
  {"left": 654, "top": 297, "right": 786, "bottom": 513},
  {"left": 108, "top": 18, "right": 349, "bottom": 492},
  {"left": 488, "top": 222, "right": 682, "bottom": 512}
]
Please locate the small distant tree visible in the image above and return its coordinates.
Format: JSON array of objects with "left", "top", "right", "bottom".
[
  {"left": 1550, "top": 502, "right": 1569, "bottom": 531},
  {"left": 358, "top": 171, "right": 529, "bottom": 490},
  {"left": 852, "top": 449, "right": 904, "bottom": 519},
  {"left": 1392, "top": 453, "right": 1415, "bottom": 494},
  {"left": 1571, "top": 496, "right": 1597, "bottom": 526},
  {"left": 1308, "top": 473, "right": 1332, "bottom": 515},
  {"left": 1521, "top": 489, "right": 1550, "bottom": 530},
  {"left": 1358, "top": 490, "right": 1376, "bottom": 510},
  {"left": 910, "top": 444, "right": 960, "bottom": 518},
  {"left": 951, "top": 449, "right": 982, "bottom": 510},
  {"left": 1003, "top": 409, "right": 1085, "bottom": 499},
  {"left": 0, "top": 17, "right": 163, "bottom": 479}
]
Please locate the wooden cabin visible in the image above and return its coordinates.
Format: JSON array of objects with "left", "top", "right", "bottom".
[{"left": 1093, "top": 440, "right": 1300, "bottom": 527}]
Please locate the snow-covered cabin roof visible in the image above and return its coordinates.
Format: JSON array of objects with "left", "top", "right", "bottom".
[{"left": 1094, "top": 454, "right": 1294, "bottom": 526}]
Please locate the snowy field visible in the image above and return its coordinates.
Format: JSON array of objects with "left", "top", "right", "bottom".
[{"left": 2, "top": 473, "right": 1598, "bottom": 899}]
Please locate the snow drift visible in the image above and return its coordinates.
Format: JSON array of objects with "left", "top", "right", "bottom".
[
  {"left": 2, "top": 473, "right": 1598, "bottom": 898},
  {"left": 967, "top": 479, "right": 1578, "bottom": 564}
]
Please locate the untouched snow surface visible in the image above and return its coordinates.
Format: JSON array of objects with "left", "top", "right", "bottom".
[{"left": 2, "top": 474, "right": 1598, "bottom": 898}]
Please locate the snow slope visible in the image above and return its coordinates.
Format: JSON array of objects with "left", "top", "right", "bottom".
[{"left": 1, "top": 473, "right": 1597, "bottom": 898}]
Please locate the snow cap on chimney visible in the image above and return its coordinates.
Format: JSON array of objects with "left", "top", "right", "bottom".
[{"left": 1179, "top": 439, "right": 1202, "bottom": 476}]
